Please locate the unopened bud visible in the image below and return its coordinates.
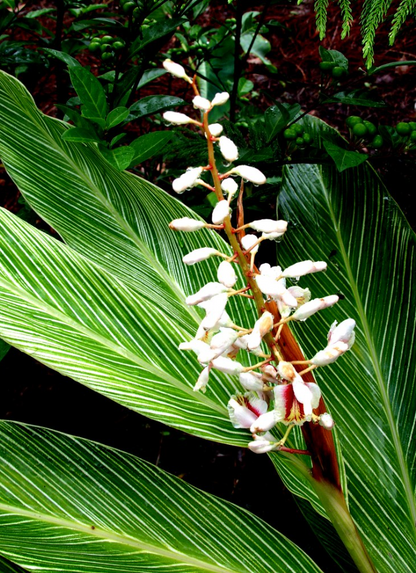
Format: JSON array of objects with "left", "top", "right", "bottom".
[
  {"left": 248, "top": 219, "right": 288, "bottom": 234},
  {"left": 292, "top": 295, "right": 339, "bottom": 321},
  {"left": 250, "top": 410, "right": 279, "bottom": 433},
  {"left": 172, "top": 167, "right": 203, "bottom": 193},
  {"left": 183, "top": 247, "right": 220, "bottom": 265},
  {"left": 282, "top": 260, "right": 327, "bottom": 278},
  {"left": 221, "top": 177, "right": 239, "bottom": 197},
  {"left": 277, "top": 361, "right": 297, "bottom": 382},
  {"left": 328, "top": 318, "right": 356, "bottom": 348},
  {"left": 212, "top": 92, "right": 230, "bottom": 106},
  {"left": 212, "top": 199, "right": 231, "bottom": 224},
  {"left": 311, "top": 342, "right": 349, "bottom": 366},
  {"left": 230, "top": 165, "right": 266, "bottom": 185},
  {"left": 211, "top": 356, "right": 244, "bottom": 375},
  {"left": 208, "top": 123, "right": 223, "bottom": 137},
  {"left": 241, "top": 234, "right": 259, "bottom": 254},
  {"left": 193, "top": 366, "right": 210, "bottom": 392},
  {"left": 217, "top": 260, "right": 237, "bottom": 288},
  {"left": 319, "top": 413, "right": 335, "bottom": 430},
  {"left": 239, "top": 371, "right": 263, "bottom": 391},
  {"left": 192, "top": 95, "right": 211, "bottom": 111},
  {"left": 186, "top": 282, "right": 228, "bottom": 305},
  {"left": 248, "top": 437, "right": 278, "bottom": 454},
  {"left": 219, "top": 136, "right": 239, "bottom": 162},
  {"left": 163, "top": 111, "right": 196, "bottom": 125},
  {"left": 163, "top": 59, "right": 192, "bottom": 82},
  {"left": 169, "top": 217, "right": 205, "bottom": 231}
]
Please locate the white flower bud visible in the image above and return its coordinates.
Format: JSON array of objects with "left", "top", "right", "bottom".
[
  {"left": 186, "top": 282, "right": 228, "bottom": 306},
  {"left": 328, "top": 318, "right": 356, "bottom": 348},
  {"left": 246, "top": 311, "right": 273, "bottom": 350},
  {"left": 282, "top": 260, "right": 327, "bottom": 278},
  {"left": 212, "top": 92, "right": 230, "bottom": 106},
  {"left": 211, "top": 356, "right": 244, "bottom": 375},
  {"left": 199, "top": 293, "right": 229, "bottom": 331},
  {"left": 193, "top": 366, "right": 210, "bottom": 392},
  {"left": 239, "top": 371, "right": 263, "bottom": 391},
  {"left": 230, "top": 165, "right": 266, "bottom": 185},
  {"left": 169, "top": 217, "right": 205, "bottom": 231},
  {"left": 311, "top": 341, "right": 349, "bottom": 366},
  {"left": 262, "top": 232, "right": 285, "bottom": 241},
  {"left": 248, "top": 437, "right": 278, "bottom": 454},
  {"left": 277, "top": 361, "right": 297, "bottom": 382},
  {"left": 192, "top": 95, "right": 211, "bottom": 111},
  {"left": 217, "top": 260, "right": 237, "bottom": 288},
  {"left": 163, "top": 111, "right": 196, "bottom": 125},
  {"left": 208, "top": 123, "right": 223, "bottom": 137},
  {"left": 292, "top": 295, "right": 339, "bottom": 321},
  {"left": 219, "top": 136, "right": 239, "bottom": 162},
  {"left": 183, "top": 247, "right": 220, "bottom": 265},
  {"left": 172, "top": 167, "right": 203, "bottom": 193},
  {"left": 179, "top": 339, "right": 209, "bottom": 355},
  {"left": 241, "top": 234, "right": 259, "bottom": 254},
  {"left": 248, "top": 219, "right": 288, "bottom": 234},
  {"left": 319, "top": 413, "right": 335, "bottom": 430},
  {"left": 221, "top": 177, "right": 239, "bottom": 197},
  {"left": 163, "top": 59, "right": 191, "bottom": 82},
  {"left": 212, "top": 199, "right": 230, "bottom": 224},
  {"left": 250, "top": 410, "right": 279, "bottom": 434},
  {"left": 287, "top": 286, "right": 311, "bottom": 306}
]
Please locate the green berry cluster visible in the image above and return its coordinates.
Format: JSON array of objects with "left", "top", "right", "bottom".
[
  {"left": 319, "top": 61, "right": 347, "bottom": 79},
  {"left": 120, "top": 0, "right": 137, "bottom": 14},
  {"left": 283, "top": 123, "right": 312, "bottom": 148},
  {"left": 396, "top": 122, "right": 416, "bottom": 142},
  {"left": 345, "top": 116, "right": 383, "bottom": 148},
  {"left": 88, "top": 35, "right": 126, "bottom": 61}
]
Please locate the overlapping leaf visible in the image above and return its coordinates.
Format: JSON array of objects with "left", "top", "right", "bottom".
[
  {"left": 0, "top": 421, "right": 323, "bottom": 573},
  {"left": 278, "top": 161, "right": 416, "bottom": 573}
]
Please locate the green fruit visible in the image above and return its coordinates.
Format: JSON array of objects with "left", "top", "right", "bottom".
[
  {"left": 113, "top": 41, "right": 125, "bottom": 50},
  {"left": 100, "top": 43, "right": 112, "bottom": 53},
  {"left": 352, "top": 123, "right": 368, "bottom": 137},
  {"left": 293, "top": 123, "right": 303, "bottom": 135},
  {"left": 409, "top": 122, "right": 416, "bottom": 131},
  {"left": 363, "top": 121, "right": 377, "bottom": 137},
  {"left": 133, "top": 6, "right": 141, "bottom": 17},
  {"left": 101, "top": 35, "right": 113, "bottom": 43},
  {"left": 332, "top": 66, "right": 346, "bottom": 78},
  {"left": 302, "top": 133, "right": 312, "bottom": 144},
  {"left": 89, "top": 41, "right": 100, "bottom": 52},
  {"left": 123, "top": 1, "right": 135, "bottom": 12},
  {"left": 396, "top": 122, "right": 411, "bottom": 136},
  {"left": 371, "top": 135, "right": 384, "bottom": 148},
  {"left": 283, "top": 128, "right": 297, "bottom": 140},
  {"left": 101, "top": 51, "right": 113, "bottom": 61},
  {"left": 410, "top": 131, "right": 416, "bottom": 142},
  {"left": 295, "top": 137, "right": 304, "bottom": 146},
  {"left": 319, "top": 61, "right": 336, "bottom": 71},
  {"left": 346, "top": 115, "right": 363, "bottom": 128}
]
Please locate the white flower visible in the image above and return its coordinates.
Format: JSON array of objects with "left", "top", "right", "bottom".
[
  {"left": 183, "top": 247, "right": 220, "bottom": 265},
  {"left": 311, "top": 341, "right": 349, "bottom": 366},
  {"left": 212, "top": 199, "right": 230, "bottom": 224},
  {"left": 219, "top": 136, "right": 239, "bottom": 162},
  {"left": 199, "top": 293, "right": 229, "bottom": 331},
  {"left": 250, "top": 410, "right": 280, "bottom": 433},
  {"left": 291, "top": 295, "right": 339, "bottom": 321},
  {"left": 186, "top": 282, "right": 228, "bottom": 306},
  {"left": 248, "top": 219, "right": 288, "bottom": 234},
  {"left": 192, "top": 95, "right": 211, "bottom": 111},
  {"left": 212, "top": 92, "right": 230, "bottom": 106},
  {"left": 169, "top": 217, "right": 205, "bottom": 231},
  {"left": 230, "top": 165, "right": 266, "bottom": 185},
  {"left": 228, "top": 393, "right": 268, "bottom": 428},
  {"left": 241, "top": 234, "right": 259, "bottom": 254},
  {"left": 179, "top": 339, "right": 210, "bottom": 355},
  {"left": 193, "top": 366, "right": 210, "bottom": 392},
  {"left": 282, "top": 260, "right": 327, "bottom": 278},
  {"left": 208, "top": 123, "right": 223, "bottom": 137},
  {"left": 248, "top": 435, "right": 278, "bottom": 454},
  {"left": 239, "top": 371, "right": 263, "bottom": 391},
  {"left": 328, "top": 318, "right": 356, "bottom": 348},
  {"left": 163, "top": 59, "right": 192, "bottom": 82},
  {"left": 319, "top": 413, "right": 335, "bottom": 430},
  {"left": 217, "top": 260, "right": 237, "bottom": 288},
  {"left": 172, "top": 167, "right": 203, "bottom": 193},
  {"left": 246, "top": 311, "right": 274, "bottom": 350},
  {"left": 274, "top": 377, "right": 321, "bottom": 425},
  {"left": 211, "top": 356, "right": 244, "bottom": 375},
  {"left": 221, "top": 178, "right": 238, "bottom": 197},
  {"left": 163, "top": 111, "right": 196, "bottom": 125}
]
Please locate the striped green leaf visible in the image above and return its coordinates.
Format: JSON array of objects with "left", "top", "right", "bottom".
[
  {"left": 278, "top": 162, "right": 416, "bottom": 573},
  {"left": 0, "top": 421, "right": 323, "bottom": 573},
  {"left": 0, "top": 72, "right": 325, "bottom": 517},
  {"left": 0, "top": 556, "right": 29, "bottom": 573}
]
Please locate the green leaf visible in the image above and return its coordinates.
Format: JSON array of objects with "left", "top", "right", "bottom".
[
  {"left": 69, "top": 66, "right": 108, "bottom": 123},
  {"left": 0, "top": 421, "right": 323, "bottom": 573},
  {"left": 129, "top": 131, "right": 174, "bottom": 166},
  {"left": 128, "top": 95, "right": 185, "bottom": 119},
  {"left": 278, "top": 161, "right": 416, "bottom": 573},
  {"left": 324, "top": 90, "right": 386, "bottom": 107},
  {"left": 137, "top": 68, "right": 166, "bottom": 89},
  {"left": 105, "top": 106, "right": 129, "bottom": 130},
  {"left": 0, "top": 556, "right": 28, "bottom": 573},
  {"left": 61, "top": 126, "right": 102, "bottom": 143},
  {"left": 319, "top": 46, "right": 349, "bottom": 70},
  {"left": 130, "top": 18, "right": 185, "bottom": 57},
  {"left": 99, "top": 145, "right": 135, "bottom": 170},
  {"left": 43, "top": 48, "right": 81, "bottom": 68},
  {"left": 0, "top": 70, "right": 328, "bottom": 519},
  {"left": 264, "top": 103, "right": 302, "bottom": 142},
  {"left": 323, "top": 140, "right": 368, "bottom": 171}
]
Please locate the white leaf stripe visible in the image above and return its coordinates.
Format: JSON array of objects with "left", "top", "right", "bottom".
[
  {"left": 0, "top": 73, "right": 324, "bottom": 520},
  {"left": 0, "top": 422, "right": 323, "bottom": 573},
  {"left": 279, "top": 158, "right": 416, "bottom": 573}
]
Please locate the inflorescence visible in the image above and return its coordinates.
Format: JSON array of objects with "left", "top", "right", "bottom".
[{"left": 163, "top": 59, "right": 356, "bottom": 455}]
